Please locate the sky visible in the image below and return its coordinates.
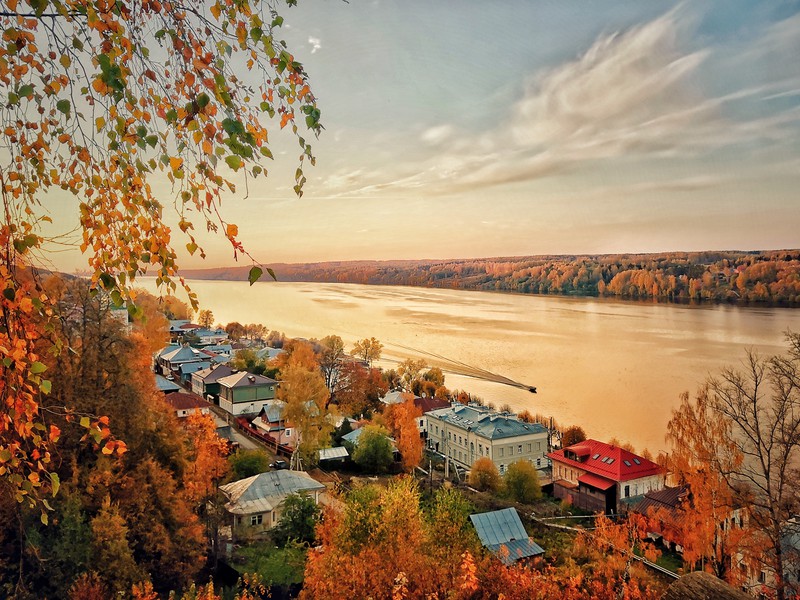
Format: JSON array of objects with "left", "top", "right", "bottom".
[{"left": 49, "top": 0, "right": 800, "bottom": 272}]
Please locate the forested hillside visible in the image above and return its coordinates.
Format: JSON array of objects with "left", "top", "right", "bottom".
[{"left": 182, "top": 250, "right": 800, "bottom": 305}]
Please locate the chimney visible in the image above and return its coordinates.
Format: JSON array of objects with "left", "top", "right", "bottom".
[{"left": 248, "top": 375, "right": 256, "bottom": 384}]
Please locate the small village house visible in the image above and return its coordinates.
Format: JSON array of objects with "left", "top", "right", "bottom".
[
  {"left": 164, "top": 391, "right": 211, "bottom": 418},
  {"left": 217, "top": 371, "right": 278, "bottom": 416},
  {"left": 219, "top": 470, "right": 325, "bottom": 539},
  {"left": 548, "top": 439, "right": 665, "bottom": 514},
  {"left": 470, "top": 508, "right": 544, "bottom": 565}
]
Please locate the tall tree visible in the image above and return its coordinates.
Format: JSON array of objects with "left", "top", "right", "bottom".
[
  {"left": 334, "top": 362, "right": 388, "bottom": 417},
  {"left": 0, "top": 0, "right": 321, "bottom": 507},
  {"left": 698, "top": 336, "right": 800, "bottom": 600},
  {"left": 350, "top": 337, "right": 384, "bottom": 367},
  {"left": 503, "top": 460, "right": 542, "bottom": 504},
  {"left": 385, "top": 398, "right": 423, "bottom": 473},
  {"left": 664, "top": 390, "right": 751, "bottom": 582},
  {"left": 278, "top": 362, "right": 332, "bottom": 467},
  {"left": 352, "top": 425, "right": 393, "bottom": 474},
  {"left": 197, "top": 310, "right": 215, "bottom": 330},
  {"left": 318, "top": 334, "right": 345, "bottom": 392}
]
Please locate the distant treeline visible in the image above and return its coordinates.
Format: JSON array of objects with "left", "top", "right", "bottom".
[{"left": 181, "top": 250, "right": 800, "bottom": 306}]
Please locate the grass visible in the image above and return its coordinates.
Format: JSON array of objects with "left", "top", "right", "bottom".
[
  {"left": 233, "top": 540, "right": 307, "bottom": 586},
  {"left": 655, "top": 549, "right": 684, "bottom": 574}
]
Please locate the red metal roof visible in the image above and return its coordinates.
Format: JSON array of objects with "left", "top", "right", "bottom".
[
  {"left": 164, "top": 392, "right": 209, "bottom": 411},
  {"left": 578, "top": 472, "right": 615, "bottom": 490},
  {"left": 548, "top": 439, "right": 663, "bottom": 482}
]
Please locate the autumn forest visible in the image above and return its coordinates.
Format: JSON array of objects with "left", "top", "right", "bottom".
[{"left": 183, "top": 250, "right": 800, "bottom": 306}]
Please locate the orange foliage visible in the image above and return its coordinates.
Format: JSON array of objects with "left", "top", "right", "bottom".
[
  {"left": 182, "top": 412, "right": 229, "bottom": 504},
  {"left": 385, "top": 397, "right": 423, "bottom": 472}
]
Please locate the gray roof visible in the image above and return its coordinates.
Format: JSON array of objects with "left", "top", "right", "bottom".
[
  {"left": 260, "top": 399, "right": 286, "bottom": 423},
  {"left": 380, "top": 390, "right": 409, "bottom": 405},
  {"left": 319, "top": 446, "right": 349, "bottom": 461},
  {"left": 469, "top": 508, "right": 544, "bottom": 565},
  {"left": 256, "top": 346, "right": 285, "bottom": 361},
  {"left": 180, "top": 360, "right": 211, "bottom": 375},
  {"left": 218, "top": 371, "right": 278, "bottom": 389},
  {"left": 341, "top": 428, "right": 364, "bottom": 445},
  {"left": 219, "top": 470, "right": 325, "bottom": 515},
  {"left": 192, "top": 363, "right": 237, "bottom": 384},
  {"left": 428, "top": 404, "right": 548, "bottom": 440},
  {"left": 155, "top": 374, "right": 181, "bottom": 393},
  {"left": 161, "top": 345, "right": 203, "bottom": 364}
]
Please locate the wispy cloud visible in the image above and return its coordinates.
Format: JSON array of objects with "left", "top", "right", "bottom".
[
  {"left": 308, "top": 36, "right": 321, "bottom": 54},
  {"left": 325, "top": 7, "right": 800, "bottom": 198}
]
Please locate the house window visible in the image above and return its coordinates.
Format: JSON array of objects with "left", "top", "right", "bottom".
[
  {"left": 499, "top": 448, "right": 504, "bottom": 457},
  {"left": 250, "top": 514, "right": 263, "bottom": 526},
  {"left": 518, "top": 445, "right": 522, "bottom": 454},
  {"left": 419, "top": 419, "right": 424, "bottom": 428},
  {"left": 285, "top": 428, "right": 292, "bottom": 437},
  {"left": 535, "top": 441, "right": 541, "bottom": 451},
  {"left": 449, "top": 432, "right": 452, "bottom": 441},
  {"left": 459, "top": 436, "right": 462, "bottom": 445},
  {"left": 527, "top": 443, "right": 532, "bottom": 452},
  {"left": 509, "top": 446, "right": 513, "bottom": 456},
  {"left": 435, "top": 426, "right": 439, "bottom": 434},
  {"left": 499, "top": 464, "right": 505, "bottom": 474},
  {"left": 624, "top": 485, "right": 630, "bottom": 498},
  {"left": 272, "top": 511, "right": 277, "bottom": 523}
]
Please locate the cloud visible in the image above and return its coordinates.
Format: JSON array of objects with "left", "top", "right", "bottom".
[
  {"left": 308, "top": 36, "right": 321, "bottom": 54},
  {"left": 421, "top": 125, "right": 454, "bottom": 145},
  {"left": 325, "top": 8, "right": 800, "bottom": 198}
]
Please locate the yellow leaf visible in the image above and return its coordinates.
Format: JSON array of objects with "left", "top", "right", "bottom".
[
  {"left": 95, "top": 116, "right": 105, "bottom": 131},
  {"left": 169, "top": 157, "right": 183, "bottom": 171},
  {"left": 226, "top": 223, "right": 238, "bottom": 238},
  {"left": 210, "top": 2, "right": 221, "bottom": 19}
]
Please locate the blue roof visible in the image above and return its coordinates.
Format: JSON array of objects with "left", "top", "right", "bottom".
[
  {"left": 469, "top": 508, "right": 544, "bottom": 565},
  {"left": 155, "top": 374, "right": 181, "bottom": 393},
  {"left": 428, "top": 404, "right": 548, "bottom": 440}
]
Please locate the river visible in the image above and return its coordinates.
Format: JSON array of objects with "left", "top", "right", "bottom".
[{"left": 141, "top": 279, "right": 800, "bottom": 454}]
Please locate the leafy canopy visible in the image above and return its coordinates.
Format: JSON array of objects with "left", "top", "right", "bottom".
[{"left": 0, "top": 0, "right": 320, "bottom": 508}]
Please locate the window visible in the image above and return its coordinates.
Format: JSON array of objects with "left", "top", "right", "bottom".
[
  {"left": 499, "top": 448, "right": 504, "bottom": 457},
  {"left": 535, "top": 441, "right": 541, "bottom": 451},
  {"left": 449, "top": 432, "right": 452, "bottom": 440},
  {"left": 499, "top": 464, "right": 505, "bottom": 474},
  {"left": 250, "top": 514, "right": 263, "bottom": 526},
  {"left": 419, "top": 419, "right": 424, "bottom": 428},
  {"left": 459, "top": 436, "right": 462, "bottom": 445},
  {"left": 624, "top": 485, "right": 630, "bottom": 498},
  {"left": 285, "top": 428, "right": 292, "bottom": 437},
  {"left": 272, "top": 511, "right": 277, "bottom": 523},
  {"left": 518, "top": 445, "right": 522, "bottom": 454},
  {"left": 508, "top": 446, "right": 513, "bottom": 456},
  {"left": 527, "top": 443, "right": 532, "bottom": 452}
]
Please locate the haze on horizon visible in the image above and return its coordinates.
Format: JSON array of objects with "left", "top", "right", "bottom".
[{"left": 47, "top": 1, "right": 800, "bottom": 274}]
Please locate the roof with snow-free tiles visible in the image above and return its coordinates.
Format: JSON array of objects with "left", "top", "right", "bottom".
[
  {"left": 469, "top": 508, "right": 544, "bottom": 565},
  {"left": 427, "top": 404, "right": 548, "bottom": 440},
  {"left": 155, "top": 374, "right": 181, "bottom": 393},
  {"left": 164, "top": 392, "right": 209, "bottom": 411},
  {"left": 219, "top": 470, "right": 325, "bottom": 515},
  {"left": 217, "top": 371, "right": 278, "bottom": 388},
  {"left": 548, "top": 439, "right": 663, "bottom": 483},
  {"left": 192, "top": 364, "right": 238, "bottom": 383}
]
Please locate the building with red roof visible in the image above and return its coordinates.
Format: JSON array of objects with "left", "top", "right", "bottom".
[
  {"left": 164, "top": 391, "right": 211, "bottom": 418},
  {"left": 548, "top": 439, "right": 665, "bottom": 514}
]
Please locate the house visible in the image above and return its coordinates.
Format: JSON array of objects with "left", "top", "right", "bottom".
[
  {"left": 217, "top": 371, "right": 279, "bottom": 416},
  {"left": 255, "top": 346, "right": 285, "bottom": 362},
  {"left": 630, "top": 485, "right": 690, "bottom": 550},
  {"left": 219, "top": 470, "right": 325, "bottom": 538},
  {"left": 191, "top": 364, "right": 239, "bottom": 401},
  {"left": 155, "top": 374, "right": 181, "bottom": 394},
  {"left": 380, "top": 390, "right": 409, "bottom": 406},
  {"left": 548, "top": 439, "right": 665, "bottom": 514},
  {"left": 425, "top": 403, "right": 549, "bottom": 474},
  {"left": 469, "top": 508, "right": 544, "bottom": 566},
  {"left": 156, "top": 343, "right": 206, "bottom": 377},
  {"left": 178, "top": 360, "right": 212, "bottom": 383},
  {"left": 251, "top": 399, "right": 298, "bottom": 448},
  {"left": 413, "top": 396, "right": 450, "bottom": 437},
  {"left": 193, "top": 327, "right": 229, "bottom": 346},
  {"left": 164, "top": 391, "right": 211, "bottom": 418}
]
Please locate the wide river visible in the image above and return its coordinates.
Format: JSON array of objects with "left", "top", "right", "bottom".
[{"left": 143, "top": 279, "right": 800, "bottom": 454}]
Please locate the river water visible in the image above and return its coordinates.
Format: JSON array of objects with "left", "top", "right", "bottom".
[{"left": 142, "top": 279, "right": 800, "bottom": 453}]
